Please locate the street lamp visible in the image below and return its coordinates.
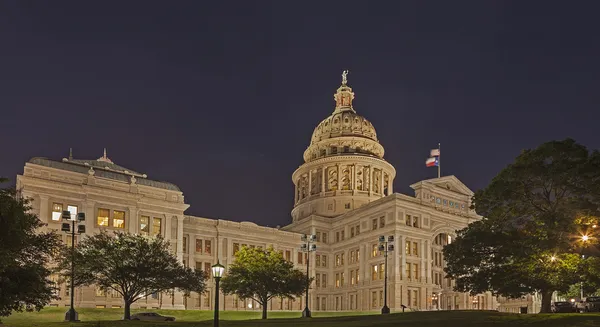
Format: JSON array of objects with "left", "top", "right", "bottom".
[
  {"left": 432, "top": 293, "right": 439, "bottom": 310},
  {"left": 61, "top": 210, "right": 85, "bottom": 322},
  {"left": 211, "top": 261, "right": 225, "bottom": 327},
  {"left": 378, "top": 235, "right": 394, "bottom": 314},
  {"left": 300, "top": 234, "right": 316, "bottom": 318},
  {"left": 580, "top": 235, "right": 590, "bottom": 299}
]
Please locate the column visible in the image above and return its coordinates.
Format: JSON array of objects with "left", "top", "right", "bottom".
[
  {"left": 368, "top": 166, "right": 373, "bottom": 195},
  {"left": 400, "top": 235, "right": 406, "bottom": 280},
  {"left": 389, "top": 177, "right": 393, "bottom": 194},
  {"left": 294, "top": 181, "right": 298, "bottom": 204},
  {"left": 189, "top": 235, "right": 196, "bottom": 269},
  {"left": 352, "top": 164, "right": 356, "bottom": 194},
  {"left": 420, "top": 240, "right": 425, "bottom": 282},
  {"left": 425, "top": 240, "right": 431, "bottom": 284},
  {"left": 336, "top": 164, "right": 341, "bottom": 193},
  {"left": 308, "top": 170, "right": 312, "bottom": 196},
  {"left": 380, "top": 170, "right": 384, "bottom": 196},
  {"left": 173, "top": 215, "right": 185, "bottom": 309},
  {"left": 128, "top": 206, "right": 138, "bottom": 234},
  {"left": 81, "top": 201, "right": 96, "bottom": 307},
  {"left": 39, "top": 195, "right": 49, "bottom": 224},
  {"left": 321, "top": 167, "right": 326, "bottom": 194}
]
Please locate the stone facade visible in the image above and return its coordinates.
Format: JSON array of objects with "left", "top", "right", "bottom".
[{"left": 16, "top": 74, "right": 498, "bottom": 312}]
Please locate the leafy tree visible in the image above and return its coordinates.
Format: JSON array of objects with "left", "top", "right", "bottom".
[
  {"left": 57, "top": 231, "right": 206, "bottom": 320},
  {"left": 0, "top": 178, "right": 62, "bottom": 321},
  {"left": 220, "top": 246, "right": 308, "bottom": 319},
  {"left": 443, "top": 139, "right": 600, "bottom": 313}
]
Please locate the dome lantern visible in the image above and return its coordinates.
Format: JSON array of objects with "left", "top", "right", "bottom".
[{"left": 334, "top": 70, "right": 355, "bottom": 112}]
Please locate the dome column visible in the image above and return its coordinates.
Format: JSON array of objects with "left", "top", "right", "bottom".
[
  {"left": 308, "top": 170, "right": 312, "bottom": 197},
  {"left": 294, "top": 182, "right": 299, "bottom": 204},
  {"left": 321, "top": 167, "right": 326, "bottom": 195}
]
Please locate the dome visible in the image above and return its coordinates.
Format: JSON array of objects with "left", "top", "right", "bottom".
[
  {"left": 310, "top": 111, "right": 378, "bottom": 144},
  {"left": 302, "top": 71, "right": 384, "bottom": 163}
]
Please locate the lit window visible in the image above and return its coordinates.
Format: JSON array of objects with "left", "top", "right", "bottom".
[
  {"left": 52, "top": 203, "right": 63, "bottom": 221},
  {"left": 198, "top": 239, "right": 204, "bottom": 253},
  {"left": 67, "top": 205, "right": 78, "bottom": 220},
  {"left": 152, "top": 217, "right": 161, "bottom": 236},
  {"left": 371, "top": 265, "right": 378, "bottom": 280},
  {"left": 113, "top": 210, "right": 125, "bottom": 228},
  {"left": 139, "top": 216, "right": 149, "bottom": 235},
  {"left": 97, "top": 208, "right": 109, "bottom": 226},
  {"left": 205, "top": 240, "right": 212, "bottom": 255}
]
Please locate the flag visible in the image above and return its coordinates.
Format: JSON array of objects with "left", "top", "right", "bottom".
[
  {"left": 430, "top": 149, "right": 440, "bottom": 157},
  {"left": 425, "top": 157, "right": 439, "bottom": 167}
]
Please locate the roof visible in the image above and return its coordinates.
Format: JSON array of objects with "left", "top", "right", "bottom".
[{"left": 28, "top": 157, "right": 181, "bottom": 192}]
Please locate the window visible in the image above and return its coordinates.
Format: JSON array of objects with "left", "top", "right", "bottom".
[
  {"left": 413, "top": 217, "right": 419, "bottom": 228},
  {"left": 379, "top": 216, "right": 385, "bottom": 228},
  {"left": 372, "top": 244, "right": 378, "bottom": 257},
  {"left": 197, "top": 239, "right": 204, "bottom": 253},
  {"left": 372, "top": 218, "right": 377, "bottom": 230},
  {"left": 335, "top": 254, "right": 341, "bottom": 267},
  {"left": 113, "top": 210, "right": 125, "bottom": 228},
  {"left": 67, "top": 205, "right": 78, "bottom": 220},
  {"left": 335, "top": 273, "right": 340, "bottom": 287},
  {"left": 406, "top": 214, "right": 411, "bottom": 226},
  {"left": 195, "top": 262, "right": 202, "bottom": 271},
  {"left": 379, "top": 290, "right": 384, "bottom": 306},
  {"left": 97, "top": 208, "right": 110, "bottom": 226},
  {"left": 355, "top": 224, "right": 360, "bottom": 235},
  {"left": 232, "top": 242, "right": 239, "bottom": 255},
  {"left": 316, "top": 232, "right": 321, "bottom": 242},
  {"left": 341, "top": 230, "right": 345, "bottom": 240},
  {"left": 340, "top": 272, "right": 345, "bottom": 286},
  {"left": 298, "top": 252, "right": 303, "bottom": 264},
  {"left": 372, "top": 291, "right": 377, "bottom": 308},
  {"left": 322, "top": 274, "right": 327, "bottom": 287},
  {"left": 140, "top": 216, "right": 149, "bottom": 235},
  {"left": 285, "top": 250, "right": 291, "bottom": 261},
  {"left": 406, "top": 263, "right": 412, "bottom": 280},
  {"left": 331, "top": 147, "right": 338, "bottom": 154},
  {"left": 316, "top": 274, "right": 321, "bottom": 287},
  {"left": 356, "top": 268, "right": 359, "bottom": 283},
  {"left": 413, "top": 290, "right": 418, "bottom": 307},
  {"left": 204, "top": 262, "right": 211, "bottom": 276},
  {"left": 322, "top": 255, "right": 327, "bottom": 267},
  {"left": 52, "top": 203, "right": 63, "bottom": 221},
  {"left": 183, "top": 237, "right": 188, "bottom": 253},
  {"left": 371, "top": 265, "right": 378, "bottom": 280},
  {"left": 322, "top": 233, "right": 328, "bottom": 244},
  {"left": 413, "top": 264, "right": 419, "bottom": 282},
  {"left": 413, "top": 242, "right": 418, "bottom": 256},
  {"left": 350, "top": 250, "right": 355, "bottom": 263},
  {"left": 405, "top": 241, "right": 410, "bottom": 255},
  {"left": 344, "top": 203, "right": 350, "bottom": 209},
  {"left": 379, "top": 263, "right": 385, "bottom": 280},
  {"left": 350, "top": 270, "right": 355, "bottom": 285},
  {"left": 336, "top": 232, "right": 340, "bottom": 242},
  {"left": 316, "top": 254, "right": 321, "bottom": 267},
  {"left": 152, "top": 217, "right": 161, "bottom": 235},
  {"left": 205, "top": 240, "right": 212, "bottom": 255},
  {"left": 96, "top": 287, "right": 105, "bottom": 297}
]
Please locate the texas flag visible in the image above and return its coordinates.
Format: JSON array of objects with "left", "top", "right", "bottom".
[
  {"left": 430, "top": 149, "right": 440, "bottom": 157},
  {"left": 425, "top": 157, "right": 439, "bottom": 167}
]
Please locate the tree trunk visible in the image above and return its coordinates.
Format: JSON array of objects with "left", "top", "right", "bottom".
[
  {"left": 262, "top": 301, "right": 268, "bottom": 319},
  {"left": 539, "top": 290, "right": 553, "bottom": 313},
  {"left": 123, "top": 300, "right": 132, "bottom": 320}
]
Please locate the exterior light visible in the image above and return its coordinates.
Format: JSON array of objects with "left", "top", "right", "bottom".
[
  {"left": 379, "top": 235, "right": 394, "bottom": 314},
  {"left": 570, "top": 298, "right": 575, "bottom": 303},
  {"left": 64, "top": 208, "right": 86, "bottom": 322},
  {"left": 211, "top": 261, "right": 225, "bottom": 327},
  {"left": 300, "top": 234, "right": 317, "bottom": 318},
  {"left": 582, "top": 235, "right": 589, "bottom": 242},
  {"left": 593, "top": 224, "right": 597, "bottom": 229},
  {"left": 62, "top": 210, "right": 71, "bottom": 221},
  {"left": 550, "top": 256, "right": 556, "bottom": 262}
]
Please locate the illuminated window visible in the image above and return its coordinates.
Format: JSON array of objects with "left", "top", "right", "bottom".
[
  {"left": 372, "top": 244, "right": 378, "bottom": 257},
  {"left": 113, "top": 210, "right": 125, "bottom": 228},
  {"left": 356, "top": 268, "right": 359, "bottom": 282},
  {"left": 96, "top": 287, "right": 105, "bottom": 297},
  {"left": 152, "top": 217, "right": 161, "bottom": 236},
  {"left": 379, "top": 263, "right": 385, "bottom": 280},
  {"left": 67, "top": 205, "right": 78, "bottom": 220},
  {"left": 371, "top": 265, "right": 378, "bottom": 280},
  {"left": 52, "top": 203, "right": 63, "bottom": 221},
  {"left": 379, "top": 290, "right": 384, "bottom": 306},
  {"left": 97, "top": 208, "right": 109, "bottom": 226},
  {"left": 139, "top": 216, "right": 149, "bottom": 235},
  {"left": 335, "top": 273, "right": 340, "bottom": 287},
  {"left": 198, "top": 239, "right": 204, "bottom": 253},
  {"left": 405, "top": 241, "right": 410, "bottom": 255},
  {"left": 205, "top": 240, "right": 212, "bottom": 255}
]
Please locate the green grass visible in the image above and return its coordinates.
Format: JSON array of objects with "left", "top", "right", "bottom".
[{"left": 2, "top": 308, "right": 600, "bottom": 327}]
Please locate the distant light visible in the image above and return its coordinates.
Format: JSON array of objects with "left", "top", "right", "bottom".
[
  {"left": 570, "top": 299, "right": 575, "bottom": 303},
  {"left": 593, "top": 224, "right": 597, "bottom": 228},
  {"left": 248, "top": 303, "right": 253, "bottom": 309},
  {"left": 550, "top": 256, "right": 556, "bottom": 262},
  {"left": 582, "top": 235, "right": 590, "bottom": 242}
]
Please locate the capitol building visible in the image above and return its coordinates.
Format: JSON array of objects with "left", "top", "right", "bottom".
[{"left": 16, "top": 74, "right": 502, "bottom": 313}]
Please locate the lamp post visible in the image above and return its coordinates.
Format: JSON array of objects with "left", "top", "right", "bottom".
[
  {"left": 60, "top": 210, "right": 86, "bottom": 322},
  {"left": 300, "top": 234, "right": 317, "bottom": 318},
  {"left": 378, "top": 235, "right": 394, "bottom": 314},
  {"left": 580, "top": 235, "right": 589, "bottom": 299},
  {"left": 211, "top": 261, "right": 225, "bottom": 327}
]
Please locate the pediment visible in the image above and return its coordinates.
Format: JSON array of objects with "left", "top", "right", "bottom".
[{"left": 410, "top": 175, "right": 474, "bottom": 197}]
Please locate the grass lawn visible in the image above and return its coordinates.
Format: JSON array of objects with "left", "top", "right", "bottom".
[{"left": 2, "top": 308, "right": 600, "bottom": 327}]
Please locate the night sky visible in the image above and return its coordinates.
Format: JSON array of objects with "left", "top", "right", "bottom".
[{"left": 2, "top": 1, "right": 599, "bottom": 227}]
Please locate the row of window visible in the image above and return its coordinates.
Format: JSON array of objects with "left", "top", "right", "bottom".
[
  {"left": 426, "top": 194, "right": 467, "bottom": 211},
  {"left": 405, "top": 214, "right": 420, "bottom": 228},
  {"left": 182, "top": 237, "right": 213, "bottom": 255},
  {"left": 315, "top": 273, "right": 327, "bottom": 288}
]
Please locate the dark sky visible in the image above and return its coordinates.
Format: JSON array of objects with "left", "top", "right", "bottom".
[{"left": 1, "top": 1, "right": 599, "bottom": 227}]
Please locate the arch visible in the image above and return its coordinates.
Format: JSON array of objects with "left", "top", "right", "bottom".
[{"left": 429, "top": 226, "right": 459, "bottom": 244}]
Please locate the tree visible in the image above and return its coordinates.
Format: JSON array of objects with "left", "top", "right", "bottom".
[
  {"left": 220, "top": 246, "right": 308, "bottom": 319},
  {"left": 0, "top": 178, "right": 62, "bottom": 322},
  {"left": 443, "top": 139, "right": 600, "bottom": 313},
  {"left": 57, "top": 231, "right": 206, "bottom": 320}
]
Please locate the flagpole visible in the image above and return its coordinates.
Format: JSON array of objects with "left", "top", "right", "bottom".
[{"left": 437, "top": 143, "right": 441, "bottom": 178}]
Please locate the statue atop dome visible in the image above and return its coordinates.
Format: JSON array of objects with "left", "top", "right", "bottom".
[
  {"left": 334, "top": 70, "right": 355, "bottom": 111},
  {"left": 341, "top": 70, "right": 349, "bottom": 85}
]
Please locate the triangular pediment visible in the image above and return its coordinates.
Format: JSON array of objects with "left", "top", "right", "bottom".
[{"left": 410, "top": 175, "right": 473, "bottom": 197}]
